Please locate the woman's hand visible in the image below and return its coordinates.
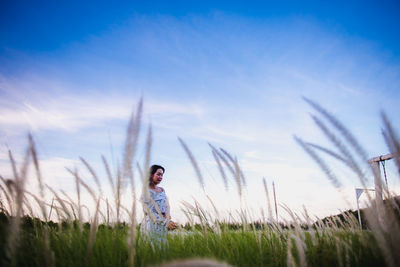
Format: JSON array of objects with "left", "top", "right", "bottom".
[{"left": 167, "top": 220, "right": 177, "bottom": 231}]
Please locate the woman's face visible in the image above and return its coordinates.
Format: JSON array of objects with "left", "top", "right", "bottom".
[{"left": 152, "top": 168, "right": 164, "bottom": 185}]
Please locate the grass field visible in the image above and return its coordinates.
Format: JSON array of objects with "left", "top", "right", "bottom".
[
  {"left": 0, "top": 212, "right": 388, "bottom": 266},
  {"left": 1, "top": 99, "right": 399, "bottom": 266}
]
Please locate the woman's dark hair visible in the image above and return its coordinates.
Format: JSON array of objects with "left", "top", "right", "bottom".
[{"left": 149, "top": 164, "right": 165, "bottom": 185}]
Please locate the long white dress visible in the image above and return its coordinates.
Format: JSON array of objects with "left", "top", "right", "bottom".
[{"left": 140, "top": 188, "right": 169, "bottom": 246}]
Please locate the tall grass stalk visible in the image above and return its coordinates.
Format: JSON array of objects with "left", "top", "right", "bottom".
[
  {"left": 5, "top": 146, "right": 30, "bottom": 266},
  {"left": 263, "top": 177, "right": 274, "bottom": 222},
  {"left": 178, "top": 137, "right": 205, "bottom": 192}
]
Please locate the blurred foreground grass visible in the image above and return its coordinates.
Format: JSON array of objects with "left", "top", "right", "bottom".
[{"left": 0, "top": 212, "right": 387, "bottom": 266}]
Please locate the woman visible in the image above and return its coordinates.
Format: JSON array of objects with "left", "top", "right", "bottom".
[{"left": 140, "top": 164, "right": 171, "bottom": 246}]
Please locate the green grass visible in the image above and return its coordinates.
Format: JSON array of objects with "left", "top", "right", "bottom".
[{"left": 0, "top": 215, "right": 389, "bottom": 266}]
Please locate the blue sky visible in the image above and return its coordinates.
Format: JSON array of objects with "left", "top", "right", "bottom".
[{"left": 1, "top": 1, "right": 400, "bottom": 222}]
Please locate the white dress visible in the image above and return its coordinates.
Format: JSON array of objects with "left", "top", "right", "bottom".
[{"left": 140, "top": 188, "right": 169, "bottom": 246}]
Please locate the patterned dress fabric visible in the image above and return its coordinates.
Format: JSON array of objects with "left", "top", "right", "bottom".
[{"left": 140, "top": 188, "right": 168, "bottom": 246}]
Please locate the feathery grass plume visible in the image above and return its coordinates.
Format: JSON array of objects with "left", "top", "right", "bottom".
[
  {"left": 8, "top": 151, "right": 19, "bottom": 195},
  {"left": 50, "top": 205, "right": 62, "bottom": 223},
  {"left": 45, "top": 185, "right": 72, "bottom": 221},
  {"left": 235, "top": 156, "right": 247, "bottom": 187},
  {"left": 214, "top": 147, "right": 235, "bottom": 177},
  {"left": 60, "top": 190, "right": 79, "bottom": 217},
  {"left": 140, "top": 124, "right": 153, "bottom": 214},
  {"left": 362, "top": 202, "right": 397, "bottom": 267},
  {"left": 119, "top": 205, "right": 131, "bottom": 221},
  {"left": 193, "top": 199, "right": 208, "bottom": 232},
  {"left": 381, "top": 111, "right": 400, "bottom": 175},
  {"left": 124, "top": 113, "right": 145, "bottom": 266},
  {"left": 127, "top": 200, "right": 137, "bottom": 267},
  {"left": 286, "top": 234, "right": 296, "bottom": 267},
  {"left": 294, "top": 135, "right": 342, "bottom": 189},
  {"left": 87, "top": 197, "right": 101, "bottom": 262},
  {"left": 300, "top": 205, "right": 312, "bottom": 226},
  {"left": 5, "top": 147, "right": 30, "bottom": 266},
  {"left": 62, "top": 199, "right": 77, "bottom": 220},
  {"left": 333, "top": 235, "right": 344, "bottom": 267},
  {"left": 208, "top": 143, "right": 228, "bottom": 191},
  {"left": 25, "top": 194, "right": 54, "bottom": 267},
  {"left": 23, "top": 195, "right": 34, "bottom": 217},
  {"left": 103, "top": 155, "right": 123, "bottom": 223},
  {"left": 180, "top": 201, "right": 195, "bottom": 226},
  {"left": 28, "top": 136, "right": 54, "bottom": 267},
  {"left": 370, "top": 190, "right": 400, "bottom": 266},
  {"left": 263, "top": 177, "right": 273, "bottom": 222},
  {"left": 178, "top": 137, "right": 205, "bottom": 192},
  {"left": 237, "top": 208, "right": 249, "bottom": 231},
  {"left": 47, "top": 197, "right": 55, "bottom": 221},
  {"left": 123, "top": 98, "right": 143, "bottom": 194},
  {"left": 303, "top": 97, "right": 369, "bottom": 162},
  {"left": 341, "top": 210, "right": 360, "bottom": 231},
  {"left": 80, "top": 157, "right": 103, "bottom": 196},
  {"left": 81, "top": 204, "right": 91, "bottom": 220},
  {"left": 218, "top": 148, "right": 246, "bottom": 201},
  {"left": 102, "top": 155, "right": 116, "bottom": 197},
  {"left": 220, "top": 148, "right": 246, "bottom": 188},
  {"left": 66, "top": 167, "right": 98, "bottom": 204},
  {"left": 106, "top": 198, "right": 110, "bottom": 225},
  {"left": 98, "top": 199, "right": 107, "bottom": 223},
  {"left": 0, "top": 178, "right": 12, "bottom": 215},
  {"left": 28, "top": 135, "right": 48, "bottom": 218},
  {"left": 24, "top": 191, "right": 46, "bottom": 212},
  {"left": 72, "top": 167, "right": 82, "bottom": 227},
  {"left": 305, "top": 142, "right": 347, "bottom": 163},
  {"left": 116, "top": 166, "right": 122, "bottom": 223},
  {"left": 0, "top": 199, "right": 4, "bottom": 213},
  {"left": 68, "top": 167, "right": 103, "bottom": 223},
  {"left": 136, "top": 162, "right": 143, "bottom": 181},
  {"left": 289, "top": 233, "right": 307, "bottom": 267},
  {"left": 310, "top": 114, "right": 367, "bottom": 186},
  {"left": 206, "top": 194, "right": 220, "bottom": 221}
]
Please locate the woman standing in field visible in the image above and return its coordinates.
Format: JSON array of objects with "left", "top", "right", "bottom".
[{"left": 140, "top": 164, "right": 173, "bottom": 246}]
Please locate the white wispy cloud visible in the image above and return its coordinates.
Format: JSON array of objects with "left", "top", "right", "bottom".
[{"left": 0, "top": 81, "right": 208, "bottom": 134}]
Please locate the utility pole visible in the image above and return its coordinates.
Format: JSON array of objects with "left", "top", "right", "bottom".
[
  {"left": 368, "top": 154, "right": 393, "bottom": 200},
  {"left": 368, "top": 153, "right": 393, "bottom": 224}
]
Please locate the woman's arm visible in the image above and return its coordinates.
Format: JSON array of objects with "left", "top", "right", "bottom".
[{"left": 166, "top": 196, "right": 171, "bottom": 220}]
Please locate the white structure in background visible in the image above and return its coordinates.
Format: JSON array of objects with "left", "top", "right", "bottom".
[{"left": 355, "top": 188, "right": 374, "bottom": 228}]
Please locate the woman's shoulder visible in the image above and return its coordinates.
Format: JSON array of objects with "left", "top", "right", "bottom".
[{"left": 150, "top": 187, "right": 165, "bottom": 193}]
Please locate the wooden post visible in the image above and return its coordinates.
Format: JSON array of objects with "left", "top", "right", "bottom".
[
  {"left": 368, "top": 153, "right": 393, "bottom": 163},
  {"left": 368, "top": 153, "right": 393, "bottom": 225},
  {"left": 371, "top": 161, "right": 383, "bottom": 203},
  {"left": 368, "top": 154, "right": 393, "bottom": 202}
]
